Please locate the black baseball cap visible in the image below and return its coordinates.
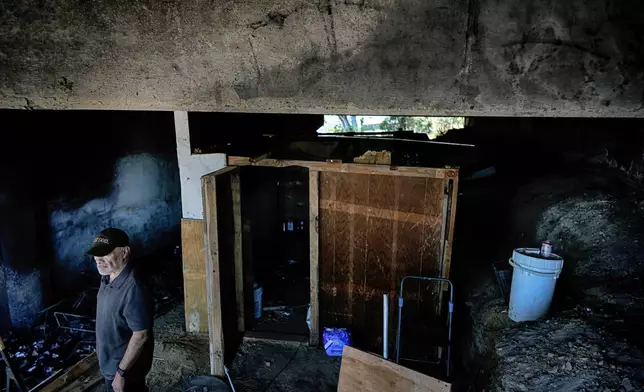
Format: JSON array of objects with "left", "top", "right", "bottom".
[{"left": 86, "top": 228, "right": 130, "bottom": 257}]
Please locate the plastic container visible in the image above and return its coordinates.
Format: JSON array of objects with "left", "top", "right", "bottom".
[
  {"left": 322, "top": 328, "right": 351, "bottom": 356},
  {"left": 508, "top": 248, "right": 564, "bottom": 322},
  {"left": 253, "top": 284, "right": 263, "bottom": 320}
]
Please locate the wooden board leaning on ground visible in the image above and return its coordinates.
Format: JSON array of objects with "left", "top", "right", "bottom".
[
  {"left": 338, "top": 346, "right": 451, "bottom": 392},
  {"left": 39, "top": 352, "right": 102, "bottom": 392}
]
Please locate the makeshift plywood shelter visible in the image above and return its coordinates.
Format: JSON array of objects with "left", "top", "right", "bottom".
[{"left": 201, "top": 157, "right": 458, "bottom": 376}]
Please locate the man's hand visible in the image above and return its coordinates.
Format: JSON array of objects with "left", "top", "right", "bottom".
[{"left": 112, "top": 373, "right": 126, "bottom": 392}]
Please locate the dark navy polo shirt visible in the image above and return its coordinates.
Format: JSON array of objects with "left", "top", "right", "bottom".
[{"left": 96, "top": 263, "right": 154, "bottom": 380}]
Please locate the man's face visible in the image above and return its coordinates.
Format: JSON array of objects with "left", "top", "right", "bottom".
[{"left": 94, "top": 247, "right": 128, "bottom": 276}]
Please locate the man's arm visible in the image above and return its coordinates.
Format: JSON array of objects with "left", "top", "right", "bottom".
[
  {"left": 117, "top": 280, "right": 153, "bottom": 386},
  {"left": 111, "top": 330, "right": 149, "bottom": 392},
  {"left": 119, "top": 329, "right": 150, "bottom": 371}
]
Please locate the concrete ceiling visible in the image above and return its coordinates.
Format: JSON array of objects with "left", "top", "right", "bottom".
[{"left": 1, "top": 0, "right": 643, "bottom": 117}]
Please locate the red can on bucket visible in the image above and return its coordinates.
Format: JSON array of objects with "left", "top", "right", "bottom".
[{"left": 540, "top": 241, "right": 553, "bottom": 257}]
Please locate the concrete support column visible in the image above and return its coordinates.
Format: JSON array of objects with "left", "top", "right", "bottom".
[
  {"left": 174, "top": 111, "right": 226, "bottom": 333},
  {"left": 0, "top": 261, "right": 9, "bottom": 334},
  {"left": 0, "top": 202, "right": 44, "bottom": 331}
]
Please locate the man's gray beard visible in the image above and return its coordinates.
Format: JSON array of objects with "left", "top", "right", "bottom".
[{"left": 96, "top": 266, "right": 111, "bottom": 276}]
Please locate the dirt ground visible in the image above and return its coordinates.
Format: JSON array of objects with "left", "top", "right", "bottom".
[
  {"left": 90, "top": 305, "right": 340, "bottom": 392},
  {"left": 459, "top": 169, "right": 644, "bottom": 391},
  {"left": 228, "top": 339, "right": 341, "bottom": 392}
]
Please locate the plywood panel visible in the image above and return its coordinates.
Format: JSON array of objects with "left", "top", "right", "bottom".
[
  {"left": 338, "top": 346, "right": 451, "bottom": 392},
  {"left": 40, "top": 352, "right": 98, "bottom": 392},
  {"left": 364, "top": 174, "right": 396, "bottom": 349},
  {"left": 202, "top": 174, "right": 225, "bottom": 377},
  {"left": 319, "top": 172, "right": 338, "bottom": 326},
  {"left": 442, "top": 178, "right": 459, "bottom": 280},
  {"left": 228, "top": 156, "right": 454, "bottom": 179},
  {"left": 309, "top": 170, "right": 320, "bottom": 346},
  {"left": 346, "top": 174, "right": 369, "bottom": 346},
  {"left": 231, "top": 172, "right": 244, "bottom": 332},
  {"left": 319, "top": 171, "right": 455, "bottom": 354},
  {"left": 407, "top": 178, "right": 447, "bottom": 360},
  {"left": 214, "top": 170, "right": 242, "bottom": 366},
  {"left": 181, "top": 218, "right": 208, "bottom": 333}
]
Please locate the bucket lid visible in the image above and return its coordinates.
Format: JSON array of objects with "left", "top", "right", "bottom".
[{"left": 512, "top": 248, "right": 564, "bottom": 274}]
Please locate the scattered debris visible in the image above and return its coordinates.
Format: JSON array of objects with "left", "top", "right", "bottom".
[
  {"left": 263, "top": 306, "right": 288, "bottom": 312},
  {"left": 493, "top": 313, "right": 644, "bottom": 391},
  {"left": 0, "top": 246, "right": 183, "bottom": 390},
  {"left": 0, "top": 289, "right": 96, "bottom": 390},
  {"left": 54, "top": 312, "right": 96, "bottom": 333},
  {"left": 323, "top": 328, "right": 351, "bottom": 357},
  {"left": 227, "top": 339, "right": 341, "bottom": 392},
  {"left": 353, "top": 150, "right": 392, "bottom": 165},
  {"left": 492, "top": 262, "right": 512, "bottom": 304},
  {"left": 1, "top": 327, "right": 95, "bottom": 389}
]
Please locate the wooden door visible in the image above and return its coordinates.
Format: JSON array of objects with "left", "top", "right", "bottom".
[
  {"left": 201, "top": 167, "right": 243, "bottom": 377},
  {"left": 318, "top": 170, "right": 458, "bottom": 356}
]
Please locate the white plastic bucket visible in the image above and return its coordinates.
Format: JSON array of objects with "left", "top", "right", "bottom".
[
  {"left": 508, "top": 248, "right": 564, "bottom": 322},
  {"left": 254, "top": 285, "right": 263, "bottom": 320}
]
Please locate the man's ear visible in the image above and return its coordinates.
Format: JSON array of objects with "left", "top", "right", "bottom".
[{"left": 122, "top": 246, "right": 131, "bottom": 259}]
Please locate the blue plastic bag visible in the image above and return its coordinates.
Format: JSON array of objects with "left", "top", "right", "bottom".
[{"left": 322, "top": 328, "right": 351, "bottom": 357}]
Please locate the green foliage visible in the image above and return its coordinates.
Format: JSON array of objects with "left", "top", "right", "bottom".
[
  {"left": 380, "top": 116, "right": 464, "bottom": 139},
  {"left": 322, "top": 115, "right": 465, "bottom": 138},
  {"left": 380, "top": 117, "right": 432, "bottom": 133},
  {"left": 328, "top": 124, "right": 346, "bottom": 133}
]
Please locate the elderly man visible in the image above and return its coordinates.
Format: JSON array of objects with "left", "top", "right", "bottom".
[{"left": 87, "top": 228, "right": 154, "bottom": 392}]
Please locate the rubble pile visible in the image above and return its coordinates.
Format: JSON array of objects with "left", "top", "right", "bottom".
[
  {"left": 2, "top": 328, "right": 95, "bottom": 387},
  {"left": 0, "top": 247, "right": 183, "bottom": 389},
  {"left": 509, "top": 173, "right": 644, "bottom": 284},
  {"left": 0, "top": 290, "right": 97, "bottom": 389},
  {"left": 493, "top": 311, "right": 644, "bottom": 391},
  {"left": 463, "top": 169, "right": 644, "bottom": 391}
]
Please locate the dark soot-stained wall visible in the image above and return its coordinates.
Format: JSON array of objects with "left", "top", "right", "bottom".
[{"left": 0, "top": 111, "right": 181, "bottom": 332}]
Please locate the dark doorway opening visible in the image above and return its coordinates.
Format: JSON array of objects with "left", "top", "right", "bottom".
[{"left": 241, "top": 166, "right": 311, "bottom": 337}]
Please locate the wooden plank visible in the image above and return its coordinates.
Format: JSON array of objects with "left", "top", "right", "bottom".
[
  {"left": 59, "top": 366, "right": 102, "bottom": 392},
  {"left": 181, "top": 218, "right": 209, "bottom": 334},
  {"left": 394, "top": 177, "right": 428, "bottom": 352},
  {"left": 348, "top": 174, "right": 369, "bottom": 348},
  {"left": 202, "top": 174, "right": 225, "bottom": 377},
  {"left": 418, "top": 178, "right": 446, "bottom": 331},
  {"left": 242, "top": 219, "right": 255, "bottom": 329},
  {"left": 333, "top": 175, "right": 353, "bottom": 337},
  {"left": 40, "top": 352, "right": 98, "bottom": 392},
  {"left": 244, "top": 331, "right": 308, "bottom": 345},
  {"left": 309, "top": 170, "right": 320, "bottom": 346},
  {"left": 320, "top": 200, "right": 441, "bottom": 226},
  {"left": 364, "top": 174, "right": 396, "bottom": 350},
  {"left": 338, "top": 346, "right": 451, "bottom": 392},
  {"left": 227, "top": 156, "right": 456, "bottom": 179},
  {"left": 441, "top": 177, "right": 459, "bottom": 280},
  {"left": 231, "top": 172, "right": 244, "bottom": 332},
  {"left": 319, "top": 172, "right": 338, "bottom": 328}
]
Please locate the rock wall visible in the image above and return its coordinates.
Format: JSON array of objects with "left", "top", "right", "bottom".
[
  {"left": 0, "top": 111, "right": 181, "bottom": 331},
  {"left": 0, "top": 0, "right": 643, "bottom": 116}
]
